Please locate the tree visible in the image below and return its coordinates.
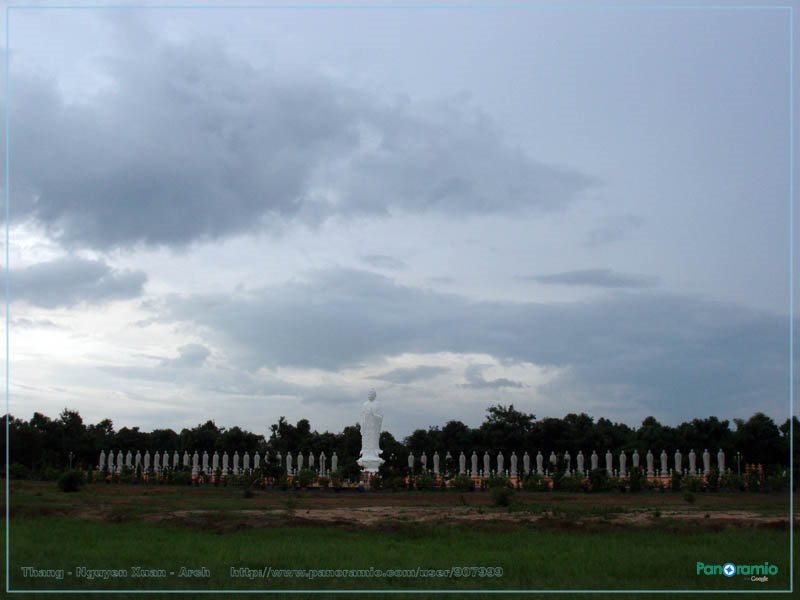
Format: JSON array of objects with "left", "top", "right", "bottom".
[
  {"left": 479, "top": 404, "right": 535, "bottom": 453},
  {"left": 733, "top": 413, "right": 782, "bottom": 467}
]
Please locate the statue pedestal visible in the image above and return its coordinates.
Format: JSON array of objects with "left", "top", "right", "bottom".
[{"left": 357, "top": 456, "right": 383, "bottom": 474}]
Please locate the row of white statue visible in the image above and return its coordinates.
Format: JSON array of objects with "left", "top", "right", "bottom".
[
  {"left": 97, "top": 447, "right": 728, "bottom": 478},
  {"left": 406, "top": 448, "right": 727, "bottom": 478},
  {"left": 97, "top": 449, "right": 340, "bottom": 476}
]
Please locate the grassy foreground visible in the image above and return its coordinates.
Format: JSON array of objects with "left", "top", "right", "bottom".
[{"left": 2, "top": 481, "right": 796, "bottom": 597}]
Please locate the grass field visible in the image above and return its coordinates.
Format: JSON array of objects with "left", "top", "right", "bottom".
[{"left": 2, "top": 481, "right": 797, "bottom": 597}]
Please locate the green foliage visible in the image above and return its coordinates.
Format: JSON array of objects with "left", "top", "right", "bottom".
[
  {"left": 684, "top": 475, "right": 703, "bottom": 492},
  {"left": 746, "top": 470, "right": 762, "bottom": 492},
  {"left": 490, "top": 486, "right": 514, "bottom": 507},
  {"left": 295, "top": 468, "right": 316, "bottom": 489},
  {"left": 4, "top": 407, "right": 795, "bottom": 480},
  {"left": 57, "top": 470, "right": 83, "bottom": 493},
  {"left": 450, "top": 474, "right": 473, "bottom": 492},
  {"left": 588, "top": 469, "right": 610, "bottom": 492},
  {"left": 369, "top": 474, "right": 383, "bottom": 490},
  {"left": 317, "top": 477, "right": 330, "bottom": 489},
  {"left": 329, "top": 469, "right": 343, "bottom": 489},
  {"left": 720, "top": 472, "right": 743, "bottom": 491},
  {"left": 557, "top": 473, "right": 585, "bottom": 493},
  {"left": 384, "top": 476, "right": 406, "bottom": 491},
  {"left": 765, "top": 472, "right": 787, "bottom": 492},
  {"left": 670, "top": 470, "right": 682, "bottom": 492},
  {"left": 628, "top": 467, "right": 643, "bottom": 493},
  {"left": 9, "top": 463, "right": 31, "bottom": 480},
  {"left": 706, "top": 468, "right": 720, "bottom": 492},
  {"left": 486, "top": 475, "right": 511, "bottom": 489},
  {"left": 522, "top": 473, "right": 550, "bottom": 492},
  {"left": 415, "top": 472, "right": 437, "bottom": 491}
]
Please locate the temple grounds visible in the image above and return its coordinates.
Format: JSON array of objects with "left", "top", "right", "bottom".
[{"left": 3, "top": 481, "right": 795, "bottom": 596}]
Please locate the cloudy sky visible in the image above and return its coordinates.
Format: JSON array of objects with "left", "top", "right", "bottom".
[{"left": 3, "top": 1, "right": 795, "bottom": 437}]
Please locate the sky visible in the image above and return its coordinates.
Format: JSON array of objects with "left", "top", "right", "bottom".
[{"left": 2, "top": 1, "right": 796, "bottom": 438}]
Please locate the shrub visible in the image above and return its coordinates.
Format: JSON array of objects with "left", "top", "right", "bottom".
[
  {"left": 415, "top": 472, "right": 437, "bottom": 491},
  {"left": 588, "top": 469, "right": 610, "bottom": 492},
  {"left": 317, "top": 477, "right": 330, "bottom": 489},
  {"left": 684, "top": 475, "right": 703, "bottom": 493},
  {"left": 369, "top": 474, "right": 383, "bottom": 490},
  {"left": 172, "top": 471, "right": 191, "bottom": 486},
  {"left": 628, "top": 467, "right": 643, "bottom": 493},
  {"left": 295, "top": 468, "right": 316, "bottom": 489},
  {"left": 386, "top": 476, "right": 406, "bottom": 491},
  {"left": 486, "top": 475, "right": 511, "bottom": 489},
  {"left": 9, "top": 463, "right": 30, "bottom": 480},
  {"left": 329, "top": 469, "right": 343, "bottom": 489},
  {"left": 491, "top": 486, "right": 514, "bottom": 507},
  {"left": 746, "top": 470, "right": 762, "bottom": 492},
  {"left": 765, "top": 473, "right": 787, "bottom": 493},
  {"left": 720, "top": 472, "right": 743, "bottom": 491},
  {"left": 558, "top": 474, "right": 585, "bottom": 493},
  {"left": 670, "top": 470, "right": 682, "bottom": 492},
  {"left": 450, "top": 474, "right": 473, "bottom": 492},
  {"left": 683, "top": 490, "right": 695, "bottom": 504},
  {"left": 57, "top": 470, "right": 83, "bottom": 493},
  {"left": 707, "top": 468, "right": 720, "bottom": 492},
  {"left": 522, "top": 474, "right": 550, "bottom": 492}
]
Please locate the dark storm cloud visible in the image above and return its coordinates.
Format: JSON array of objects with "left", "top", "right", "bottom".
[
  {"left": 10, "top": 257, "right": 146, "bottom": 308},
  {"left": 159, "top": 268, "right": 790, "bottom": 419},
  {"left": 10, "top": 24, "right": 591, "bottom": 249},
  {"left": 362, "top": 254, "right": 407, "bottom": 270},
  {"left": 459, "top": 364, "right": 524, "bottom": 389},
  {"left": 524, "top": 269, "right": 657, "bottom": 288},
  {"left": 370, "top": 365, "right": 448, "bottom": 384}
]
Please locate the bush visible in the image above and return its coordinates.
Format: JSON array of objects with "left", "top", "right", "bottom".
[
  {"left": 491, "top": 486, "right": 514, "bottom": 507},
  {"left": 684, "top": 475, "right": 703, "bottom": 493},
  {"left": 557, "top": 474, "right": 585, "bottom": 493},
  {"left": 450, "top": 474, "right": 473, "bottom": 492},
  {"left": 683, "top": 490, "right": 695, "bottom": 504},
  {"left": 318, "top": 476, "right": 330, "bottom": 489},
  {"left": 369, "top": 474, "right": 383, "bottom": 490},
  {"left": 746, "top": 470, "right": 762, "bottom": 492},
  {"left": 522, "top": 474, "right": 550, "bottom": 492},
  {"left": 628, "top": 467, "right": 643, "bottom": 493},
  {"left": 329, "top": 469, "right": 343, "bottom": 489},
  {"left": 588, "top": 469, "right": 610, "bottom": 492},
  {"left": 295, "top": 468, "right": 316, "bottom": 489},
  {"left": 57, "top": 470, "right": 83, "bottom": 493},
  {"left": 720, "top": 472, "right": 744, "bottom": 491},
  {"left": 670, "top": 470, "right": 682, "bottom": 492},
  {"left": 415, "top": 472, "right": 437, "bottom": 491},
  {"left": 486, "top": 475, "right": 511, "bottom": 489},
  {"left": 380, "top": 475, "right": 403, "bottom": 491},
  {"left": 765, "top": 473, "right": 787, "bottom": 493},
  {"left": 707, "top": 468, "right": 720, "bottom": 492},
  {"left": 9, "top": 463, "right": 31, "bottom": 480}
]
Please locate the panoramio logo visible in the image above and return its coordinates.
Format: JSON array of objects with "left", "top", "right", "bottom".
[{"left": 696, "top": 562, "right": 778, "bottom": 579}]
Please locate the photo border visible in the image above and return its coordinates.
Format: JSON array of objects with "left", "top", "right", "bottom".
[{"left": 3, "top": 1, "right": 795, "bottom": 594}]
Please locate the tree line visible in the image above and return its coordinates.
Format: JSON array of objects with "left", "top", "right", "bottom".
[{"left": 3, "top": 406, "right": 798, "bottom": 480}]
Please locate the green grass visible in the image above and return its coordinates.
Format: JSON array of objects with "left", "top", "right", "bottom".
[
  {"left": 4, "top": 517, "right": 792, "bottom": 594},
  {"left": 2, "top": 481, "right": 796, "bottom": 597}
]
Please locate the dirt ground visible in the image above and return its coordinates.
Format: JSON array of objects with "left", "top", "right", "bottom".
[{"left": 8, "top": 481, "right": 796, "bottom": 533}]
